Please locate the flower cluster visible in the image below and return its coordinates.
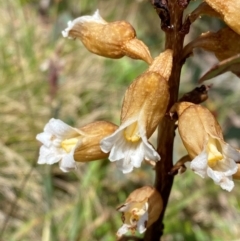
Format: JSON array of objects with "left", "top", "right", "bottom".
[{"left": 36, "top": 8, "right": 240, "bottom": 237}]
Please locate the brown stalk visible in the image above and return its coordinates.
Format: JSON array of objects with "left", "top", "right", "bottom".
[{"left": 144, "top": 1, "right": 187, "bottom": 240}]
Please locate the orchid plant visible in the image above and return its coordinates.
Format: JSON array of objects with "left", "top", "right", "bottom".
[{"left": 36, "top": 1, "right": 240, "bottom": 240}]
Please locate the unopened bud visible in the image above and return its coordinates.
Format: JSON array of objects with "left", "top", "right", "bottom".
[{"left": 62, "top": 10, "right": 153, "bottom": 64}]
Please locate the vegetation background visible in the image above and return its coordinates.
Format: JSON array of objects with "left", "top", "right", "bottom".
[{"left": 0, "top": 0, "right": 240, "bottom": 240}]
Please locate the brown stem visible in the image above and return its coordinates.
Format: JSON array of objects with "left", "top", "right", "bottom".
[{"left": 144, "top": 2, "right": 186, "bottom": 241}]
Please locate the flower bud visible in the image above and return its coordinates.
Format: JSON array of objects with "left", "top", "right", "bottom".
[
  {"left": 100, "top": 50, "right": 173, "bottom": 173},
  {"left": 62, "top": 10, "right": 153, "bottom": 64},
  {"left": 36, "top": 118, "right": 117, "bottom": 172},
  {"left": 170, "top": 102, "right": 240, "bottom": 191},
  {"left": 204, "top": 0, "right": 240, "bottom": 35},
  {"left": 116, "top": 186, "right": 163, "bottom": 237}
]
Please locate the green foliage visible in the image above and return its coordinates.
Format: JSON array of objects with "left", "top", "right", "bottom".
[{"left": 0, "top": 0, "right": 240, "bottom": 241}]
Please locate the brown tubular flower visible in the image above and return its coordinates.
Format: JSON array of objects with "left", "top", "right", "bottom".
[
  {"left": 183, "top": 27, "right": 240, "bottom": 61},
  {"left": 116, "top": 186, "right": 163, "bottom": 237},
  {"left": 170, "top": 102, "right": 240, "bottom": 191},
  {"left": 62, "top": 10, "right": 153, "bottom": 64},
  {"left": 204, "top": 0, "right": 240, "bottom": 35},
  {"left": 74, "top": 121, "right": 118, "bottom": 162},
  {"left": 100, "top": 50, "right": 172, "bottom": 173}
]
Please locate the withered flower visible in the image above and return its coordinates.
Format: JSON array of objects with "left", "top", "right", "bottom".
[
  {"left": 116, "top": 186, "right": 163, "bottom": 237},
  {"left": 100, "top": 50, "right": 172, "bottom": 173},
  {"left": 36, "top": 118, "right": 117, "bottom": 172},
  {"left": 171, "top": 102, "right": 240, "bottom": 191},
  {"left": 62, "top": 10, "right": 152, "bottom": 64}
]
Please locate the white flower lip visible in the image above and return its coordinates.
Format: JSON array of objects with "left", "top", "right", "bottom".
[
  {"left": 36, "top": 118, "right": 81, "bottom": 172},
  {"left": 61, "top": 9, "right": 106, "bottom": 38},
  {"left": 100, "top": 118, "right": 160, "bottom": 173},
  {"left": 190, "top": 136, "right": 240, "bottom": 191}
]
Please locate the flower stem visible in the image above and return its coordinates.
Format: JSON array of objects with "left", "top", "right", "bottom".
[{"left": 144, "top": 1, "right": 186, "bottom": 240}]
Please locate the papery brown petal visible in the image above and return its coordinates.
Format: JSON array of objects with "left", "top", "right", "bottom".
[
  {"left": 147, "top": 49, "right": 173, "bottom": 80},
  {"left": 147, "top": 188, "right": 163, "bottom": 227},
  {"left": 74, "top": 121, "right": 118, "bottom": 162},
  {"left": 70, "top": 21, "right": 135, "bottom": 58},
  {"left": 125, "top": 186, "right": 155, "bottom": 203},
  {"left": 205, "top": 0, "right": 240, "bottom": 35},
  {"left": 177, "top": 102, "right": 223, "bottom": 158},
  {"left": 183, "top": 27, "right": 240, "bottom": 61},
  {"left": 116, "top": 187, "right": 151, "bottom": 211},
  {"left": 122, "top": 38, "right": 153, "bottom": 64},
  {"left": 121, "top": 71, "right": 169, "bottom": 137},
  {"left": 169, "top": 101, "right": 194, "bottom": 117},
  {"left": 78, "top": 121, "right": 118, "bottom": 136}
]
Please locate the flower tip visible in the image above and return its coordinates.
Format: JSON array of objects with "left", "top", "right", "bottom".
[
  {"left": 92, "top": 9, "right": 101, "bottom": 19},
  {"left": 62, "top": 30, "right": 68, "bottom": 38},
  {"left": 148, "top": 49, "right": 173, "bottom": 80},
  {"left": 61, "top": 10, "right": 106, "bottom": 39},
  {"left": 122, "top": 38, "right": 153, "bottom": 64},
  {"left": 220, "top": 180, "right": 234, "bottom": 192}
]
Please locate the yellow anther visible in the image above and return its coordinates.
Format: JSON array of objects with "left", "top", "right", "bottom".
[
  {"left": 207, "top": 138, "right": 223, "bottom": 167},
  {"left": 61, "top": 138, "right": 79, "bottom": 153},
  {"left": 124, "top": 122, "right": 141, "bottom": 142}
]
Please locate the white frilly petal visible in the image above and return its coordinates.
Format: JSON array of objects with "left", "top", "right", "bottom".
[
  {"left": 190, "top": 138, "right": 238, "bottom": 191},
  {"left": 221, "top": 141, "right": 240, "bottom": 162},
  {"left": 44, "top": 118, "right": 78, "bottom": 139},
  {"left": 219, "top": 176, "right": 234, "bottom": 192},
  {"left": 59, "top": 150, "right": 77, "bottom": 172},
  {"left": 137, "top": 211, "right": 148, "bottom": 234},
  {"left": 141, "top": 135, "right": 160, "bottom": 161},
  {"left": 36, "top": 118, "right": 79, "bottom": 172},
  {"left": 190, "top": 149, "right": 208, "bottom": 178},
  {"left": 38, "top": 146, "right": 62, "bottom": 165},
  {"left": 213, "top": 158, "right": 238, "bottom": 176},
  {"left": 62, "top": 9, "right": 106, "bottom": 38},
  {"left": 100, "top": 119, "right": 160, "bottom": 173},
  {"left": 116, "top": 224, "right": 130, "bottom": 238},
  {"left": 36, "top": 132, "right": 52, "bottom": 147},
  {"left": 116, "top": 159, "right": 134, "bottom": 174},
  {"left": 207, "top": 168, "right": 235, "bottom": 192}
]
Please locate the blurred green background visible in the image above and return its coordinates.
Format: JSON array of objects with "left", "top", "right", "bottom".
[{"left": 0, "top": 0, "right": 240, "bottom": 240}]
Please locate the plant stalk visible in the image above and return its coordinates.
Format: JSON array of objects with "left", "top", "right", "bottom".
[{"left": 144, "top": 1, "right": 187, "bottom": 240}]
